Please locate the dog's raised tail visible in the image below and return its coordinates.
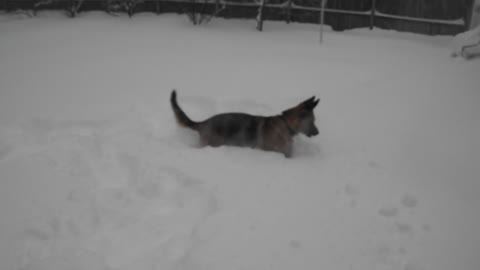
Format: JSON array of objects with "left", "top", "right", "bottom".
[{"left": 170, "top": 90, "right": 198, "bottom": 130}]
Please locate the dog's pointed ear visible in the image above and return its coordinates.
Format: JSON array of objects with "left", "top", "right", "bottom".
[
  {"left": 303, "top": 96, "right": 320, "bottom": 110},
  {"left": 300, "top": 96, "right": 314, "bottom": 107}
]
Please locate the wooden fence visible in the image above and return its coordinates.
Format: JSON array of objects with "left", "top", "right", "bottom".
[{"left": 0, "top": 0, "right": 474, "bottom": 35}]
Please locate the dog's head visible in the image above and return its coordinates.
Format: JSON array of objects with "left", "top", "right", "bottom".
[{"left": 282, "top": 96, "right": 320, "bottom": 137}]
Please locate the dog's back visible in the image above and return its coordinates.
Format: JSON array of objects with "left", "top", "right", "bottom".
[
  {"left": 171, "top": 91, "right": 266, "bottom": 147},
  {"left": 199, "top": 113, "right": 266, "bottom": 147}
]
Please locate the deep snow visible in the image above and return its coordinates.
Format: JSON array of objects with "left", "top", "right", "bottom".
[{"left": 1, "top": 11, "right": 480, "bottom": 270}]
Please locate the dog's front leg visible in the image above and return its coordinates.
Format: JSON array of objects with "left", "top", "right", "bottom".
[{"left": 281, "top": 141, "right": 293, "bottom": 158}]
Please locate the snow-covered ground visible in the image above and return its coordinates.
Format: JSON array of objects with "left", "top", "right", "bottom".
[{"left": 1, "top": 11, "right": 479, "bottom": 270}]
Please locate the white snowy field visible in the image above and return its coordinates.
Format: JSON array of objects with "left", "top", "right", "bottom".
[{"left": 1, "top": 11, "right": 480, "bottom": 270}]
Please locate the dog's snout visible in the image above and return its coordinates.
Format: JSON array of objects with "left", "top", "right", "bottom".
[{"left": 307, "top": 126, "right": 319, "bottom": 137}]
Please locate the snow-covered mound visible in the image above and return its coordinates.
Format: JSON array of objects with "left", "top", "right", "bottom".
[{"left": 451, "top": 26, "right": 480, "bottom": 59}]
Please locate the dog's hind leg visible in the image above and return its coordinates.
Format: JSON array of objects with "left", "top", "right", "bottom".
[{"left": 199, "top": 133, "right": 224, "bottom": 147}]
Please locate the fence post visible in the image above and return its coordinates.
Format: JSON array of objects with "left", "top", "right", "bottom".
[
  {"left": 319, "top": 0, "right": 327, "bottom": 43},
  {"left": 215, "top": 0, "right": 219, "bottom": 15},
  {"left": 155, "top": 0, "right": 160, "bottom": 14},
  {"left": 470, "top": 0, "right": 480, "bottom": 29},
  {"left": 286, "top": 0, "right": 292, "bottom": 24},
  {"left": 256, "top": 0, "right": 266, "bottom": 31},
  {"left": 370, "top": 0, "right": 376, "bottom": 30}
]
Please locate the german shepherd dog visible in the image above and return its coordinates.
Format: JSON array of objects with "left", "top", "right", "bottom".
[{"left": 170, "top": 90, "right": 319, "bottom": 157}]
